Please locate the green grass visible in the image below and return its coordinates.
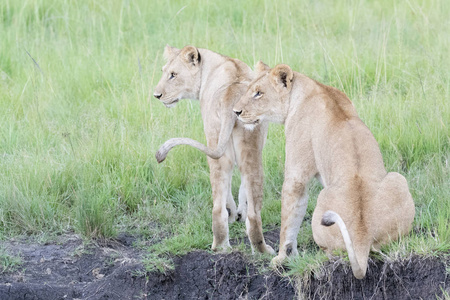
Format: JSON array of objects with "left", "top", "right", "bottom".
[
  {"left": 0, "top": 247, "right": 22, "bottom": 274},
  {"left": 0, "top": 0, "right": 449, "bottom": 275}
]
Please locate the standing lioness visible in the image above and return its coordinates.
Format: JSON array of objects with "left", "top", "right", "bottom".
[
  {"left": 153, "top": 46, "right": 274, "bottom": 254},
  {"left": 233, "top": 62, "right": 415, "bottom": 279}
]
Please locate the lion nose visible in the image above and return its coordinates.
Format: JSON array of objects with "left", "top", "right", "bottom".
[
  {"left": 153, "top": 93, "right": 162, "bottom": 99},
  {"left": 234, "top": 109, "right": 242, "bottom": 117}
]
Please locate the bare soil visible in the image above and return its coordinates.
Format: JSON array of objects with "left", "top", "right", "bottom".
[{"left": 0, "top": 232, "right": 448, "bottom": 300}]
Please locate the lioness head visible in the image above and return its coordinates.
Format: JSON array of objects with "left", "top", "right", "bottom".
[
  {"left": 233, "top": 63, "right": 294, "bottom": 129},
  {"left": 153, "top": 45, "right": 202, "bottom": 108}
]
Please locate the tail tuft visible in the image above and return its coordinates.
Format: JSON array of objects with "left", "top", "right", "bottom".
[
  {"left": 321, "top": 210, "right": 336, "bottom": 226},
  {"left": 155, "top": 149, "right": 167, "bottom": 163}
]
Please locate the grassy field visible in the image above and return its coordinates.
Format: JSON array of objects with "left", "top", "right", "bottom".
[{"left": 0, "top": 0, "right": 449, "bottom": 274}]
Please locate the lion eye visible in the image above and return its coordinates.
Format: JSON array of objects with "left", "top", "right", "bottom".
[
  {"left": 253, "top": 91, "right": 262, "bottom": 98},
  {"left": 169, "top": 72, "right": 177, "bottom": 79}
]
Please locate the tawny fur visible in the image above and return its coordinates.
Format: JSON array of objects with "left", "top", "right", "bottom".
[
  {"left": 153, "top": 46, "right": 274, "bottom": 254},
  {"left": 233, "top": 62, "right": 415, "bottom": 279}
]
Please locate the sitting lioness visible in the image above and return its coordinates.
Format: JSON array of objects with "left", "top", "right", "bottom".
[
  {"left": 153, "top": 45, "right": 274, "bottom": 254},
  {"left": 233, "top": 62, "right": 415, "bottom": 279}
]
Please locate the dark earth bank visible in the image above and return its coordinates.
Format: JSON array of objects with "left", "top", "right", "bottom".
[{"left": 0, "top": 234, "right": 448, "bottom": 300}]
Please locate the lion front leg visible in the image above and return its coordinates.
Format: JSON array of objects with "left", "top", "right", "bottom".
[
  {"left": 272, "top": 177, "right": 309, "bottom": 266},
  {"left": 244, "top": 173, "right": 275, "bottom": 255}
]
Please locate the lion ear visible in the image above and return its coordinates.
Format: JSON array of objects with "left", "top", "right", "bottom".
[
  {"left": 255, "top": 60, "right": 270, "bottom": 73},
  {"left": 180, "top": 45, "right": 201, "bottom": 67},
  {"left": 270, "top": 64, "right": 294, "bottom": 92},
  {"left": 163, "top": 44, "right": 178, "bottom": 61}
]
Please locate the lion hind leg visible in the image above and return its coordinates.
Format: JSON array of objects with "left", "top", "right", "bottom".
[
  {"left": 371, "top": 172, "right": 415, "bottom": 244},
  {"left": 209, "top": 153, "right": 234, "bottom": 252}
]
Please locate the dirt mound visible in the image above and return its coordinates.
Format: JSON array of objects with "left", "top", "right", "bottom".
[
  {"left": 147, "top": 251, "right": 296, "bottom": 300},
  {"left": 0, "top": 234, "right": 296, "bottom": 300},
  {"left": 303, "top": 255, "right": 449, "bottom": 299},
  {"left": 0, "top": 234, "right": 448, "bottom": 299},
  {"left": 0, "top": 233, "right": 146, "bottom": 299}
]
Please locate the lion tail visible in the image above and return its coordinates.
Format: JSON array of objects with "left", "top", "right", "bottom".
[
  {"left": 155, "top": 137, "right": 228, "bottom": 163},
  {"left": 321, "top": 210, "right": 369, "bottom": 279},
  {"left": 155, "top": 111, "right": 236, "bottom": 163}
]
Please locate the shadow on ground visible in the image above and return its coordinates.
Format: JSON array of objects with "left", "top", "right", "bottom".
[{"left": 0, "top": 232, "right": 448, "bottom": 299}]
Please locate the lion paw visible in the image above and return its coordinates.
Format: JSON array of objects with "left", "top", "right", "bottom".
[
  {"left": 211, "top": 243, "right": 232, "bottom": 253},
  {"left": 270, "top": 255, "right": 287, "bottom": 267},
  {"left": 264, "top": 244, "right": 276, "bottom": 255}
]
